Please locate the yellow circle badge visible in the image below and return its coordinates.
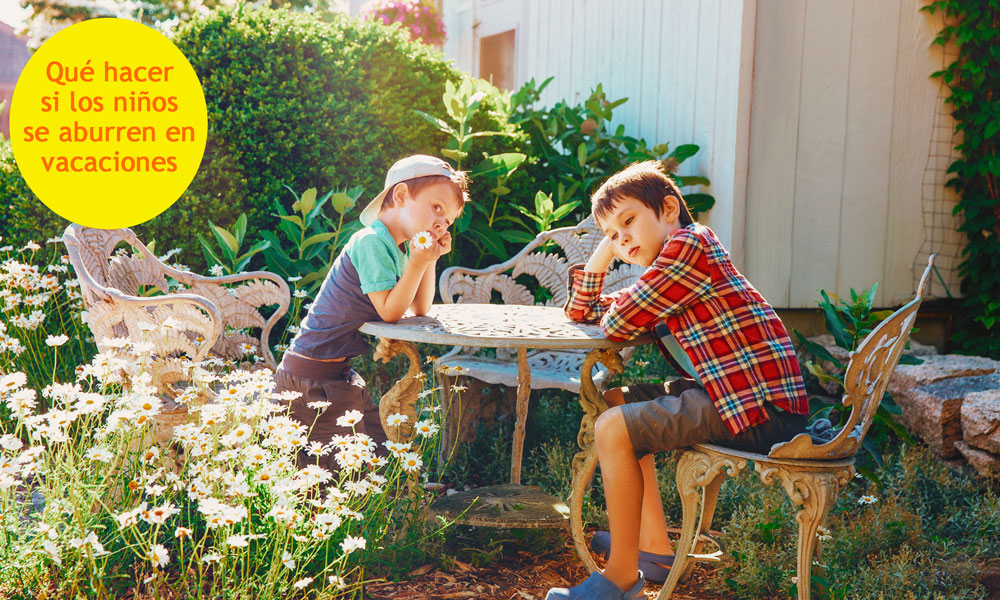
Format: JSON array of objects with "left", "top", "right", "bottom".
[{"left": 10, "top": 18, "right": 207, "bottom": 229}]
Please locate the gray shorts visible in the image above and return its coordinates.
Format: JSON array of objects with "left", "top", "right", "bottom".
[{"left": 619, "top": 379, "right": 808, "bottom": 458}]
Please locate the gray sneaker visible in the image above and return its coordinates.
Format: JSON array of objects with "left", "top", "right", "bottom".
[{"left": 545, "top": 571, "right": 646, "bottom": 600}]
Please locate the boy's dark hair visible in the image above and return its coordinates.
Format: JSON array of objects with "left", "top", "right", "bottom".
[
  {"left": 591, "top": 160, "right": 694, "bottom": 227},
  {"left": 381, "top": 171, "right": 471, "bottom": 214}
]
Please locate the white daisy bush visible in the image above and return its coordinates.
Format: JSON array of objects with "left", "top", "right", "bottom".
[{"left": 0, "top": 239, "right": 463, "bottom": 599}]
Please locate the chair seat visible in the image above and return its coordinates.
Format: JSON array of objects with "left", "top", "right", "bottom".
[
  {"left": 693, "top": 443, "right": 856, "bottom": 470},
  {"left": 435, "top": 350, "right": 611, "bottom": 393}
]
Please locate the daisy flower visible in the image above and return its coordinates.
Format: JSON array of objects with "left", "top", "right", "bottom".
[
  {"left": 45, "top": 334, "right": 68, "bottom": 347},
  {"left": 148, "top": 544, "right": 169, "bottom": 568},
  {"left": 340, "top": 535, "right": 366, "bottom": 554},
  {"left": 858, "top": 495, "right": 878, "bottom": 505},
  {"left": 400, "top": 452, "right": 423, "bottom": 473},
  {"left": 336, "top": 410, "right": 363, "bottom": 427},
  {"left": 410, "top": 230, "right": 435, "bottom": 250},
  {"left": 386, "top": 413, "right": 409, "bottom": 427},
  {"left": 293, "top": 577, "right": 313, "bottom": 590}
]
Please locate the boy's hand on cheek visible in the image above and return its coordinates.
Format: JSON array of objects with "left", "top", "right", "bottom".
[
  {"left": 585, "top": 236, "right": 617, "bottom": 273},
  {"left": 436, "top": 232, "right": 453, "bottom": 255},
  {"left": 411, "top": 238, "right": 441, "bottom": 264}
]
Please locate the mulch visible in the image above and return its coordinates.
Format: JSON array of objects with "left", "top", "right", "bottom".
[{"left": 366, "top": 533, "right": 731, "bottom": 600}]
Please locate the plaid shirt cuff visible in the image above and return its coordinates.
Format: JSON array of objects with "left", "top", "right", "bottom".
[{"left": 565, "top": 264, "right": 607, "bottom": 323}]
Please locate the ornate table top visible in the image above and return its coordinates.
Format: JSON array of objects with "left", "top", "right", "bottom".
[{"left": 359, "top": 304, "right": 650, "bottom": 349}]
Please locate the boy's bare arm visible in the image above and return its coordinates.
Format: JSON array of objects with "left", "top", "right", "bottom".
[
  {"left": 410, "top": 231, "right": 452, "bottom": 316},
  {"left": 368, "top": 240, "right": 443, "bottom": 323},
  {"left": 410, "top": 261, "right": 436, "bottom": 316}
]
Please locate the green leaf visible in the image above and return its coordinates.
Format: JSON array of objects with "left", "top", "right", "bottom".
[
  {"left": 683, "top": 193, "right": 715, "bottom": 215},
  {"left": 234, "top": 213, "right": 248, "bottom": 245},
  {"left": 469, "top": 153, "right": 527, "bottom": 179},
  {"left": 498, "top": 230, "right": 537, "bottom": 244},
  {"left": 794, "top": 331, "right": 845, "bottom": 369},
  {"left": 476, "top": 225, "right": 508, "bottom": 260},
  {"left": 551, "top": 200, "right": 582, "bottom": 220},
  {"left": 210, "top": 224, "right": 238, "bottom": 263},
  {"left": 821, "top": 291, "right": 853, "bottom": 349},
  {"left": 329, "top": 192, "right": 355, "bottom": 215},
  {"left": 277, "top": 214, "right": 304, "bottom": 229},
  {"left": 301, "top": 232, "right": 337, "bottom": 250},
  {"left": 577, "top": 142, "right": 588, "bottom": 169},
  {"left": 298, "top": 188, "right": 317, "bottom": 216},
  {"left": 412, "top": 109, "right": 453, "bottom": 133},
  {"left": 441, "top": 148, "right": 468, "bottom": 162},
  {"left": 196, "top": 233, "right": 226, "bottom": 270},
  {"left": 669, "top": 144, "right": 700, "bottom": 161}
]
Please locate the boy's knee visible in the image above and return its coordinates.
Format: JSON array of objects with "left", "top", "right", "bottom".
[
  {"left": 595, "top": 406, "right": 631, "bottom": 448},
  {"left": 603, "top": 386, "right": 626, "bottom": 408}
]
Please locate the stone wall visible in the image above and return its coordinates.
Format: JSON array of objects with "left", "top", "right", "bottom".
[{"left": 809, "top": 336, "right": 1000, "bottom": 480}]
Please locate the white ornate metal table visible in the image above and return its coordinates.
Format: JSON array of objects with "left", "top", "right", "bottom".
[{"left": 360, "top": 304, "right": 649, "bottom": 571}]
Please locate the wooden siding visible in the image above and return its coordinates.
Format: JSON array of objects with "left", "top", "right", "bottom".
[
  {"left": 441, "top": 0, "right": 963, "bottom": 308},
  {"left": 745, "top": 0, "right": 962, "bottom": 307}
]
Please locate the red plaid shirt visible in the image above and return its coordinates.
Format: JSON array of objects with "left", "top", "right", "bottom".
[{"left": 566, "top": 224, "right": 808, "bottom": 435}]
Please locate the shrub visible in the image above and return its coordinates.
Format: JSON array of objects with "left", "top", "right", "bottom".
[{"left": 1, "top": 6, "right": 515, "bottom": 273}]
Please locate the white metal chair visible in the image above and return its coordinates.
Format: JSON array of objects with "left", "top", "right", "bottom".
[{"left": 63, "top": 224, "right": 290, "bottom": 398}]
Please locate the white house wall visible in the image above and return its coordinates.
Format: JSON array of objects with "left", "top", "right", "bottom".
[
  {"left": 441, "top": 0, "right": 963, "bottom": 308},
  {"left": 442, "top": 0, "right": 755, "bottom": 274},
  {"left": 745, "top": 0, "right": 963, "bottom": 307}
]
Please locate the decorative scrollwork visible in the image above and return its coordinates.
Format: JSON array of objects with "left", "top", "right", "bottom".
[{"left": 373, "top": 338, "right": 420, "bottom": 443}]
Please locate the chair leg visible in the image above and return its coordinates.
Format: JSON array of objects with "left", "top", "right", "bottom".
[
  {"left": 756, "top": 466, "right": 852, "bottom": 600},
  {"left": 657, "top": 450, "right": 746, "bottom": 600}
]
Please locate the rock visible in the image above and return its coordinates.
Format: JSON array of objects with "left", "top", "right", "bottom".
[
  {"left": 895, "top": 374, "right": 1000, "bottom": 458},
  {"left": 906, "top": 338, "right": 938, "bottom": 356},
  {"left": 888, "top": 354, "right": 1000, "bottom": 397},
  {"left": 954, "top": 441, "right": 1000, "bottom": 481},
  {"left": 961, "top": 389, "right": 1000, "bottom": 454}
]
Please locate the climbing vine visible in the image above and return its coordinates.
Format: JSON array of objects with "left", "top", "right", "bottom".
[{"left": 922, "top": 0, "right": 1000, "bottom": 357}]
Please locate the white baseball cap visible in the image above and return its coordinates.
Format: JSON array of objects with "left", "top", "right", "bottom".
[{"left": 359, "top": 155, "right": 457, "bottom": 226}]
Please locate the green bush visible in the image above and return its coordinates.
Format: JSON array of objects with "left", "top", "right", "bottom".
[{"left": 1, "top": 7, "right": 516, "bottom": 272}]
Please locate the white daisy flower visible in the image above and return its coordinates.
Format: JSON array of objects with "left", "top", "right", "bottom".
[
  {"left": 340, "top": 535, "right": 366, "bottom": 554},
  {"left": 148, "top": 544, "right": 169, "bottom": 568},
  {"left": 400, "top": 452, "right": 423, "bottom": 473},
  {"left": 410, "top": 230, "right": 435, "bottom": 250},
  {"left": 858, "top": 495, "right": 878, "bottom": 505},
  {"left": 45, "top": 334, "right": 68, "bottom": 347},
  {"left": 336, "top": 410, "right": 363, "bottom": 427},
  {"left": 85, "top": 447, "right": 113, "bottom": 462},
  {"left": 282, "top": 551, "right": 295, "bottom": 569},
  {"left": 415, "top": 419, "right": 440, "bottom": 437},
  {"left": 293, "top": 577, "right": 313, "bottom": 590},
  {"left": 386, "top": 413, "right": 409, "bottom": 426}
]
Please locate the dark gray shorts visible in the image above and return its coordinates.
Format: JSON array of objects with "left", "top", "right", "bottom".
[
  {"left": 275, "top": 354, "right": 387, "bottom": 470},
  {"left": 619, "top": 379, "right": 808, "bottom": 458}
]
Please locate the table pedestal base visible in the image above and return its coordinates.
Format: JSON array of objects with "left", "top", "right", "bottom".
[{"left": 427, "top": 484, "right": 570, "bottom": 528}]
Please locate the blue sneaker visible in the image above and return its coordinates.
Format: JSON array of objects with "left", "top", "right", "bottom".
[
  {"left": 590, "top": 531, "right": 675, "bottom": 583},
  {"left": 545, "top": 570, "right": 645, "bottom": 600}
]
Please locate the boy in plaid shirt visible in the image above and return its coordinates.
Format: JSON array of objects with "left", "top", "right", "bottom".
[{"left": 546, "top": 161, "right": 809, "bottom": 600}]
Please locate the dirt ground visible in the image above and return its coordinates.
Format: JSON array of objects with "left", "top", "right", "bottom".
[{"left": 366, "top": 533, "right": 730, "bottom": 600}]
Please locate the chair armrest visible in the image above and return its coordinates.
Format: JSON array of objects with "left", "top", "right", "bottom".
[
  {"left": 126, "top": 240, "right": 290, "bottom": 368},
  {"left": 88, "top": 287, "right": 223, "bottom": 364}
]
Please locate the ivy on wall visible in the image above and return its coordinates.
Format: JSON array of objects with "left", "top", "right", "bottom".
[{"left": 923, "top": 0, "right": 1000, "bottom": 357}]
